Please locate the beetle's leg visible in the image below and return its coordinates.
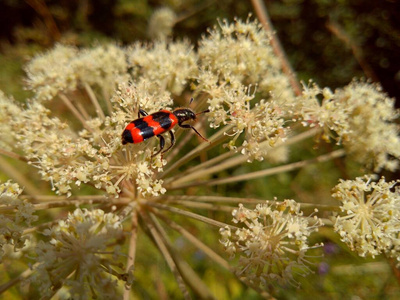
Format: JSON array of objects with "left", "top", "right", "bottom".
[
  {"left": 178, "top": 123, "right": 208, "bottom": 142},
  {"left": 138, "top": 108, "right": 148, "bottom": 118},
  {"left": 152, "top": 135, "right": 165, "bottom": 157},
  {"left": 161, "top": 131, "right": 175, "bottom": 154}
]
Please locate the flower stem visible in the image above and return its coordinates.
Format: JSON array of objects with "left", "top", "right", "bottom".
[
  {"left": 166, "top": 128, "right": 321, "bottom": 187},
  {"left": 145, "top": 201, "right": 235, "bottom": 229},
  {"left": 153, "top": 209, "right": 232, "bottom": 270},
  {"left": 251, "top": 0, "right": 302, "bottom": 96},
  {"left": 168, "top": 148, "right": 346, "bottom": 189},
  {"left": 147, "top": 212, "right": 216, "bottom": 300},
  {"left": 59, "top": 93, "right": 91, "bottom": 131},
  {"left": 141, "top": 212, "right": 191, "bottom": 299},
  {"left": 0, "top": 264, "right": 37, "bottom": 294},
  {"left": 0, "top": 156, "right": 40, "bottom": 195},
  {"left": 161, "top": 124, "right": 233, "bottom": 178},
  {"left": 84, "top": 83, "right": 106, "bottom": 120},
  {"left": 0, "top": 148, "right": 28, "bottom": 162},
  {"left": 123, "top": 210, "right": 138, "bottom": 300}
]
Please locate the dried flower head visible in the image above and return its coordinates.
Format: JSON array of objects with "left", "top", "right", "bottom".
[
  {"left": 332, "top": 175, "right": 400, "bottom": 259},
  {"left": 32, "top": 208, "right": 132, "bottom": 299},
  {"left": 0, "top": 181, "right": 37, "bottom": 262},
  {"left": 220, "top": 200, "right": 323, "bottom": 287}
]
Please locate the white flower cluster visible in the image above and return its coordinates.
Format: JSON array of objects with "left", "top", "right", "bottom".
[
  {"left": 220, "top": 200, "right": 323, "bottom": 287},
  {"left": 25, "top": 44, "right": 127, "bottom": 101},
  {"left": 333, "top": 175, "right": 400, "bottom": 261},
  {"left": 196, "top": 17, "right": 294, "bottom": 161},
  {"left": 299, "top": 81, "right": 400, "bottom": 171},
  {"left": 127, "top": 40, "right": 198, "bottom": 95},
  {"left": 12, "top": 17, "right": 297, "bottom": 198},
  {"left": 0, "top": 181, "right": 37, "bottom": 262},
  {"left": 198, "top": 17, "right": 292, "bottom": 99},
  {"left": 204, "top": 80, "right": 287, "bottom": 161},
  {"left": 11, "top": 84, "right": 167, "bottom": 197},
  {"left": 32, "top": 208, "right": 133, "bottom": 299}
]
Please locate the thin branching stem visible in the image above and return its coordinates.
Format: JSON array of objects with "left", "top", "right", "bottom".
[
  {"left": 161, "top": 124, "right": 233, "bottom": 178},
  {"left": 166, "top": 127, "right": 320, "bottom": 185},
  {"left": 84, "top": 83, "right": 106, "bottom": 120},
  {"left": 75, "top": 101, "right": 91, "bottom": 120},
  {"left": 123, "top": 210, "right": 138, "bottom": 300},
  {"left": 140, "top": 212, "right": 191, "bottom": 299},
  {"left": 159, "top": 195, "right": 267, "bottom": 204},
  {"left": 153, "top": 209, "right": 231, "bottom": 270},
  {"left": 0, "top": 148, "right": 28, "bottom": 162},
  {"left": 148, "top": 212, "right": 216, "bottom": 300},
  {"left": 20, "top": 194, "right": 127, "bottom": 203},
  {"left": 59, "top": 94, "right": 92, "bottom": 131},
  {"left": 0, "top": 156, "right": 40, "bottom": 195},
  {"left": 101, "top": 88, "right": 113, "bottom": 115},
  {"left": 251, "top": 0, "right": 302, "bottom": 96},
  {"left": 167, "top": 149, "right": 346, "bottom": 189},
  {"left": 163, "top": 199, "right": 235, "bottom": 213},
  {"left": 0, "top": 263, "right": 37, "bottom": 294},
  {"left": 145, "top": 201, "right": 235, "bottom": 230}
]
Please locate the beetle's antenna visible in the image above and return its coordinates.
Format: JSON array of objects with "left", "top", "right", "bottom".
[
  {"left": 189, "top": 97, "right": 194, "bottom": 105},
  {"left": 196, "top": 109, "right": 209, "bottom": 115}
]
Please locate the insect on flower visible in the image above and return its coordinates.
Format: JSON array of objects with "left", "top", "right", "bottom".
[{"left": 121, "top": 101, "right": 209, "bottom": 156}]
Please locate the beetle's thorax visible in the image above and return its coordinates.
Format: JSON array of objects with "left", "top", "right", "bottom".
[{"left": 173, "top": 108, "right": 196, "bottom": 123}]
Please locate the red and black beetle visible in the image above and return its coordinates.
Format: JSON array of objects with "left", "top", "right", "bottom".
[{"left": 121, "top": 107, "right": 209, "bottom": 156}]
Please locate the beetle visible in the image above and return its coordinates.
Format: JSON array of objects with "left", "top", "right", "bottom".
[{"left": 121, "top": 107, "right": 209, "bottom": 156}]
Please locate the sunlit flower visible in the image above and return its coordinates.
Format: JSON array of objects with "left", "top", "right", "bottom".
[
  {"left": 220, "top": 199, "right": 323, "bottom": 287},
  {"left": 332, "top": 175, "right": 400, "bottom": 258},
  {"left": 32, "top": 208, "right": 132, "bottom": 299},
  {"left": 24, "top": 44, "right": 79, "bottom": 100},
  {"left": 127, "top": 40, "right": 197, "bottom": 95},
  {"left": 299, "top": 81, "right": 400, "bottom": 171},
  {"left": 198, "top": 17, "right": 293, "bottom": 101},
  {"left": 25, "top": 44, "right": 127, "bottom": 101},
  {"left": 11, "top": 84, "right": 168, "bottom": 197}
]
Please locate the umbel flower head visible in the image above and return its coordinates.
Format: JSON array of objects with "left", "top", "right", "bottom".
[
  {"left": 32, "top": 208, "right": 133, "bottom": 299},
  {"left": 7, "top": 17, "right": 297, "bottom": 199},
  {"left": 0, "top": 181, "right": 37, "bottom": 262},
  {"left": 299, "top": 81, "right": 400, "bottom": 171},
  {"left": 332, "top": 175, "right": 400, "bottom": 260},
  {"left": 220, "top": 199, "right": 323, "bottom": 287}
]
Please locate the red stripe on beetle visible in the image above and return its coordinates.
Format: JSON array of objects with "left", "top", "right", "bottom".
[
  {"left": 169, "top": 114, "right": 178, "bottom": 127},
  {"left": 125, "top": 123, "right": 144, "bottom": 143},
  {"left": 131, "top": 128, "right": 144, "bottom": 143},
  {"left": 121, "top": 106, "right": 209, "bottom": 157},
  {"left": 146, "top": 116, "right": 165, "bottom": 135}
]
